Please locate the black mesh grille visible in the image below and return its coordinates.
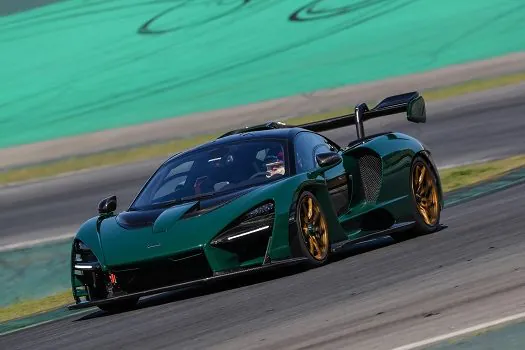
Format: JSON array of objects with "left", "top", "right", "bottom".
[
  {"left": 358, "top": 154, "right": 382, "bottom": 203},
  {"left": 111, "top": 249, "right": 213, "bottom": 293}
]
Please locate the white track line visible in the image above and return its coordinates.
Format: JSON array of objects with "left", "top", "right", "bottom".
[
  {"left": 392, "top": 311, "right": 525, "bottom": 350},
  {"left": 0, "top": 233, "right": 74, "bottom": 252}
]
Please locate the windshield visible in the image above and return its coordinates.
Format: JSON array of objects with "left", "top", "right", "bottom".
[{"left": 130, "top": 139, "right": 288, "bottom": 210}]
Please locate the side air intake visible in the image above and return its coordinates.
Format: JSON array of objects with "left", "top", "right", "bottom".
[{"left": 358, "top": 154, "right": 382, "bottom": 204}]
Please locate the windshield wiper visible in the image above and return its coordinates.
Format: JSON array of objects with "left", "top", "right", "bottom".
[
  {"left": 148, "top": 198, "right": 184, "bottom": 209},
  {"left": 150, "top": 192, "right": 216, "bottom": 209},
  {"left": 179, "top": 192, "right": 216, "bottom": 202}
]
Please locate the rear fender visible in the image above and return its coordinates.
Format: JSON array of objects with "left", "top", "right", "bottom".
[{"left": 342, "top": 132, "right": 425, "bottom": 204}]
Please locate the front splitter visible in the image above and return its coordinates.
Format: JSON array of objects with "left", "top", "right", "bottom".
[{"left": 68, "top": 257, "right": 308, "bottom": 310}]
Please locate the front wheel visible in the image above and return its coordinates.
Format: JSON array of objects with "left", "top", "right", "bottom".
[{"left": 292, "top": 191, "right": 330, "bottom": 267}]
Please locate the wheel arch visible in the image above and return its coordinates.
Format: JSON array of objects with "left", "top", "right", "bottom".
[{"left": 287, "top": 180, "right": 344, "bottom": 255}]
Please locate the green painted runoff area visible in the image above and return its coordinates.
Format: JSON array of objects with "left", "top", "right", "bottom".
[
  {"left": 0, "top": 242, "right": 72, "bottom": 307},
  {"left": 1, "top": 0, "right": 525, "bottom": 148}
]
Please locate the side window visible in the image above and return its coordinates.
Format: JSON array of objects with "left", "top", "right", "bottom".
[{"left": 294, "top": 132, "right": 331, "bottom": 173}]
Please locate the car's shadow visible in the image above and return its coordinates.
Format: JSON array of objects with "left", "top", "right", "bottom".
[
  {"left": 75, "top": 266, "right": 308, "bottom": 321},
  {"left": 75, "top": 224, "right": 449, "bottom": 321}
]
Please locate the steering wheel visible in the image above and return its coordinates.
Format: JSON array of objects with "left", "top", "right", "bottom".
[{"left": 249, "top": 172, "right": 268, "bottom": 180}]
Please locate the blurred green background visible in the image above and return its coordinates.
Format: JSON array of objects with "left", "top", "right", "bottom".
[{"left": 1, "top": 0, "right": 525, "bottom": 148}]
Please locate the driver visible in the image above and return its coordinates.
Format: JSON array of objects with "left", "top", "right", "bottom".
[{"left": 264, "top": 145, "right": 285, "bottom": 178}]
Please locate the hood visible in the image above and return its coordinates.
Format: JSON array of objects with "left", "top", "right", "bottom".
[
  {"left": 95, "top": 185, "right": 272, "bottom": 266},
  {"left": 115, "top": 187, "right": 253, "bottom": 230}
]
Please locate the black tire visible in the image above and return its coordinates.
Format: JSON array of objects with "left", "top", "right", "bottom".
[
  {"left": 393, "top": 156, "right": 441, "bottom": 242},
  {"left": 98, "top": 297, "right": 139, "bottom": 313},
  {"left": 292, "top": 191, "right": 330, "bottom": 267}
]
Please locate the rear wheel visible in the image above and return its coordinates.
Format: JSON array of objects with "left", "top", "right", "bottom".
[
  {"left": 392, "top": 156, "right": 441, "bottom": 241},
  {"left": 293, "top": 191, "right": 330, "bottom": 266},
  {"left": 98, "top": 297, "right": 139, "bottom": 313},
  {"left": 411, "top": 156, "right": 441, "bottom": 232}
]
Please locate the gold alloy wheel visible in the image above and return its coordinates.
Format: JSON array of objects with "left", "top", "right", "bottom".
[
  {"left": 297, "top": 193, "right": 329, "bottom": 261},
  {"left": 412, "top": 162, "right": 439, "bottom": 226}
]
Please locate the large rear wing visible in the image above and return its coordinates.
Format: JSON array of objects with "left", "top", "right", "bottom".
[
  {"left": 296, "top": 91, "right": 426, "bottom": 140},
  {"left": 217, "top": 91, "right": 426, "bottom": 140}
]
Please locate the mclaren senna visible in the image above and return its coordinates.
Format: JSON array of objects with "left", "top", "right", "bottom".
[{"left": 69, "top": 91, "right": 442, "bottom": 312}]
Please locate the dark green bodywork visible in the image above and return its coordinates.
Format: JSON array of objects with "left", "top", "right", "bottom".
[{"left": 70, "top": 130, "right": 442, "bottom": 305}]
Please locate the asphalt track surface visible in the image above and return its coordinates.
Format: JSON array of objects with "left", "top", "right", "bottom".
[
  {"left": 2, "top": 177, "right": 525, "bottom": 349},
  {"left": 1, "top": 84, "right": 524, "bottom": 247}
]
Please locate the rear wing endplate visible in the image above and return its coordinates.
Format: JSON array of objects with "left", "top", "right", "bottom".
[{"left": 296, "top": 91, "right": 426, "bottom": 139}]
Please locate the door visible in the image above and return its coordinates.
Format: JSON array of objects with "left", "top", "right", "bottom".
[{"left": 293, "top": 132, "right": 351, "bottom": 217}]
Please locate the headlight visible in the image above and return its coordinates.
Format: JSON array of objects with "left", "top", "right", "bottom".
[
  {"left": 72, "top": 239, "right": 98, "bottom": 265},
  {"left": 71, "top": 239, "right": 107, "bottom": 304},
  {"left": 211, "top": 202, "right": 275, "bottom": 246},
  {"left": 75, "top": 240, "right": 90, "bottom": 251}
]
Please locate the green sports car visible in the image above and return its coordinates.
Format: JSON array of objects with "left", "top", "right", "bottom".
[{"left": 69, "top": 91, "right": 443, "bottom": 312}]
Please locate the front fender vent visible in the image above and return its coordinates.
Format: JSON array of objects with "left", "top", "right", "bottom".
[
  {"left": 358, "top": 153, "right": 382, "bottom": 204},
  {"left": 211, "top": 202, "right": 275, "bottom": 263}
]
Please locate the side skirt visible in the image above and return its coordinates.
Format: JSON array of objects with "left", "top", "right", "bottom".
[{"left": 330, "top": 221, "right": 415, "bottom": 254}]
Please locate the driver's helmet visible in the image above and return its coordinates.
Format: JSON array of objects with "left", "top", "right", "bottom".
[{"left": 264, "top": 145, "right": 285, "bottom": 177}]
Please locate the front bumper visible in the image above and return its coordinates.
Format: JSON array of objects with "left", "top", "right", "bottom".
[{"left": 68, "top": 257, "right": 307, "bottom": 310}]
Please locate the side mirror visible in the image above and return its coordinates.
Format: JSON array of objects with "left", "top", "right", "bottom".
[
  {"left": 407, "top": 94, "right": 426, "bottom": 123},
  {"left": 98, "top": 195, "right": 117, "bottom": 215},
  {"left": 316, "top": 152, "right": 342, "bottom": 168},
  {"left": 308, "top": 152, "right": 342, "bottom": 178}
]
